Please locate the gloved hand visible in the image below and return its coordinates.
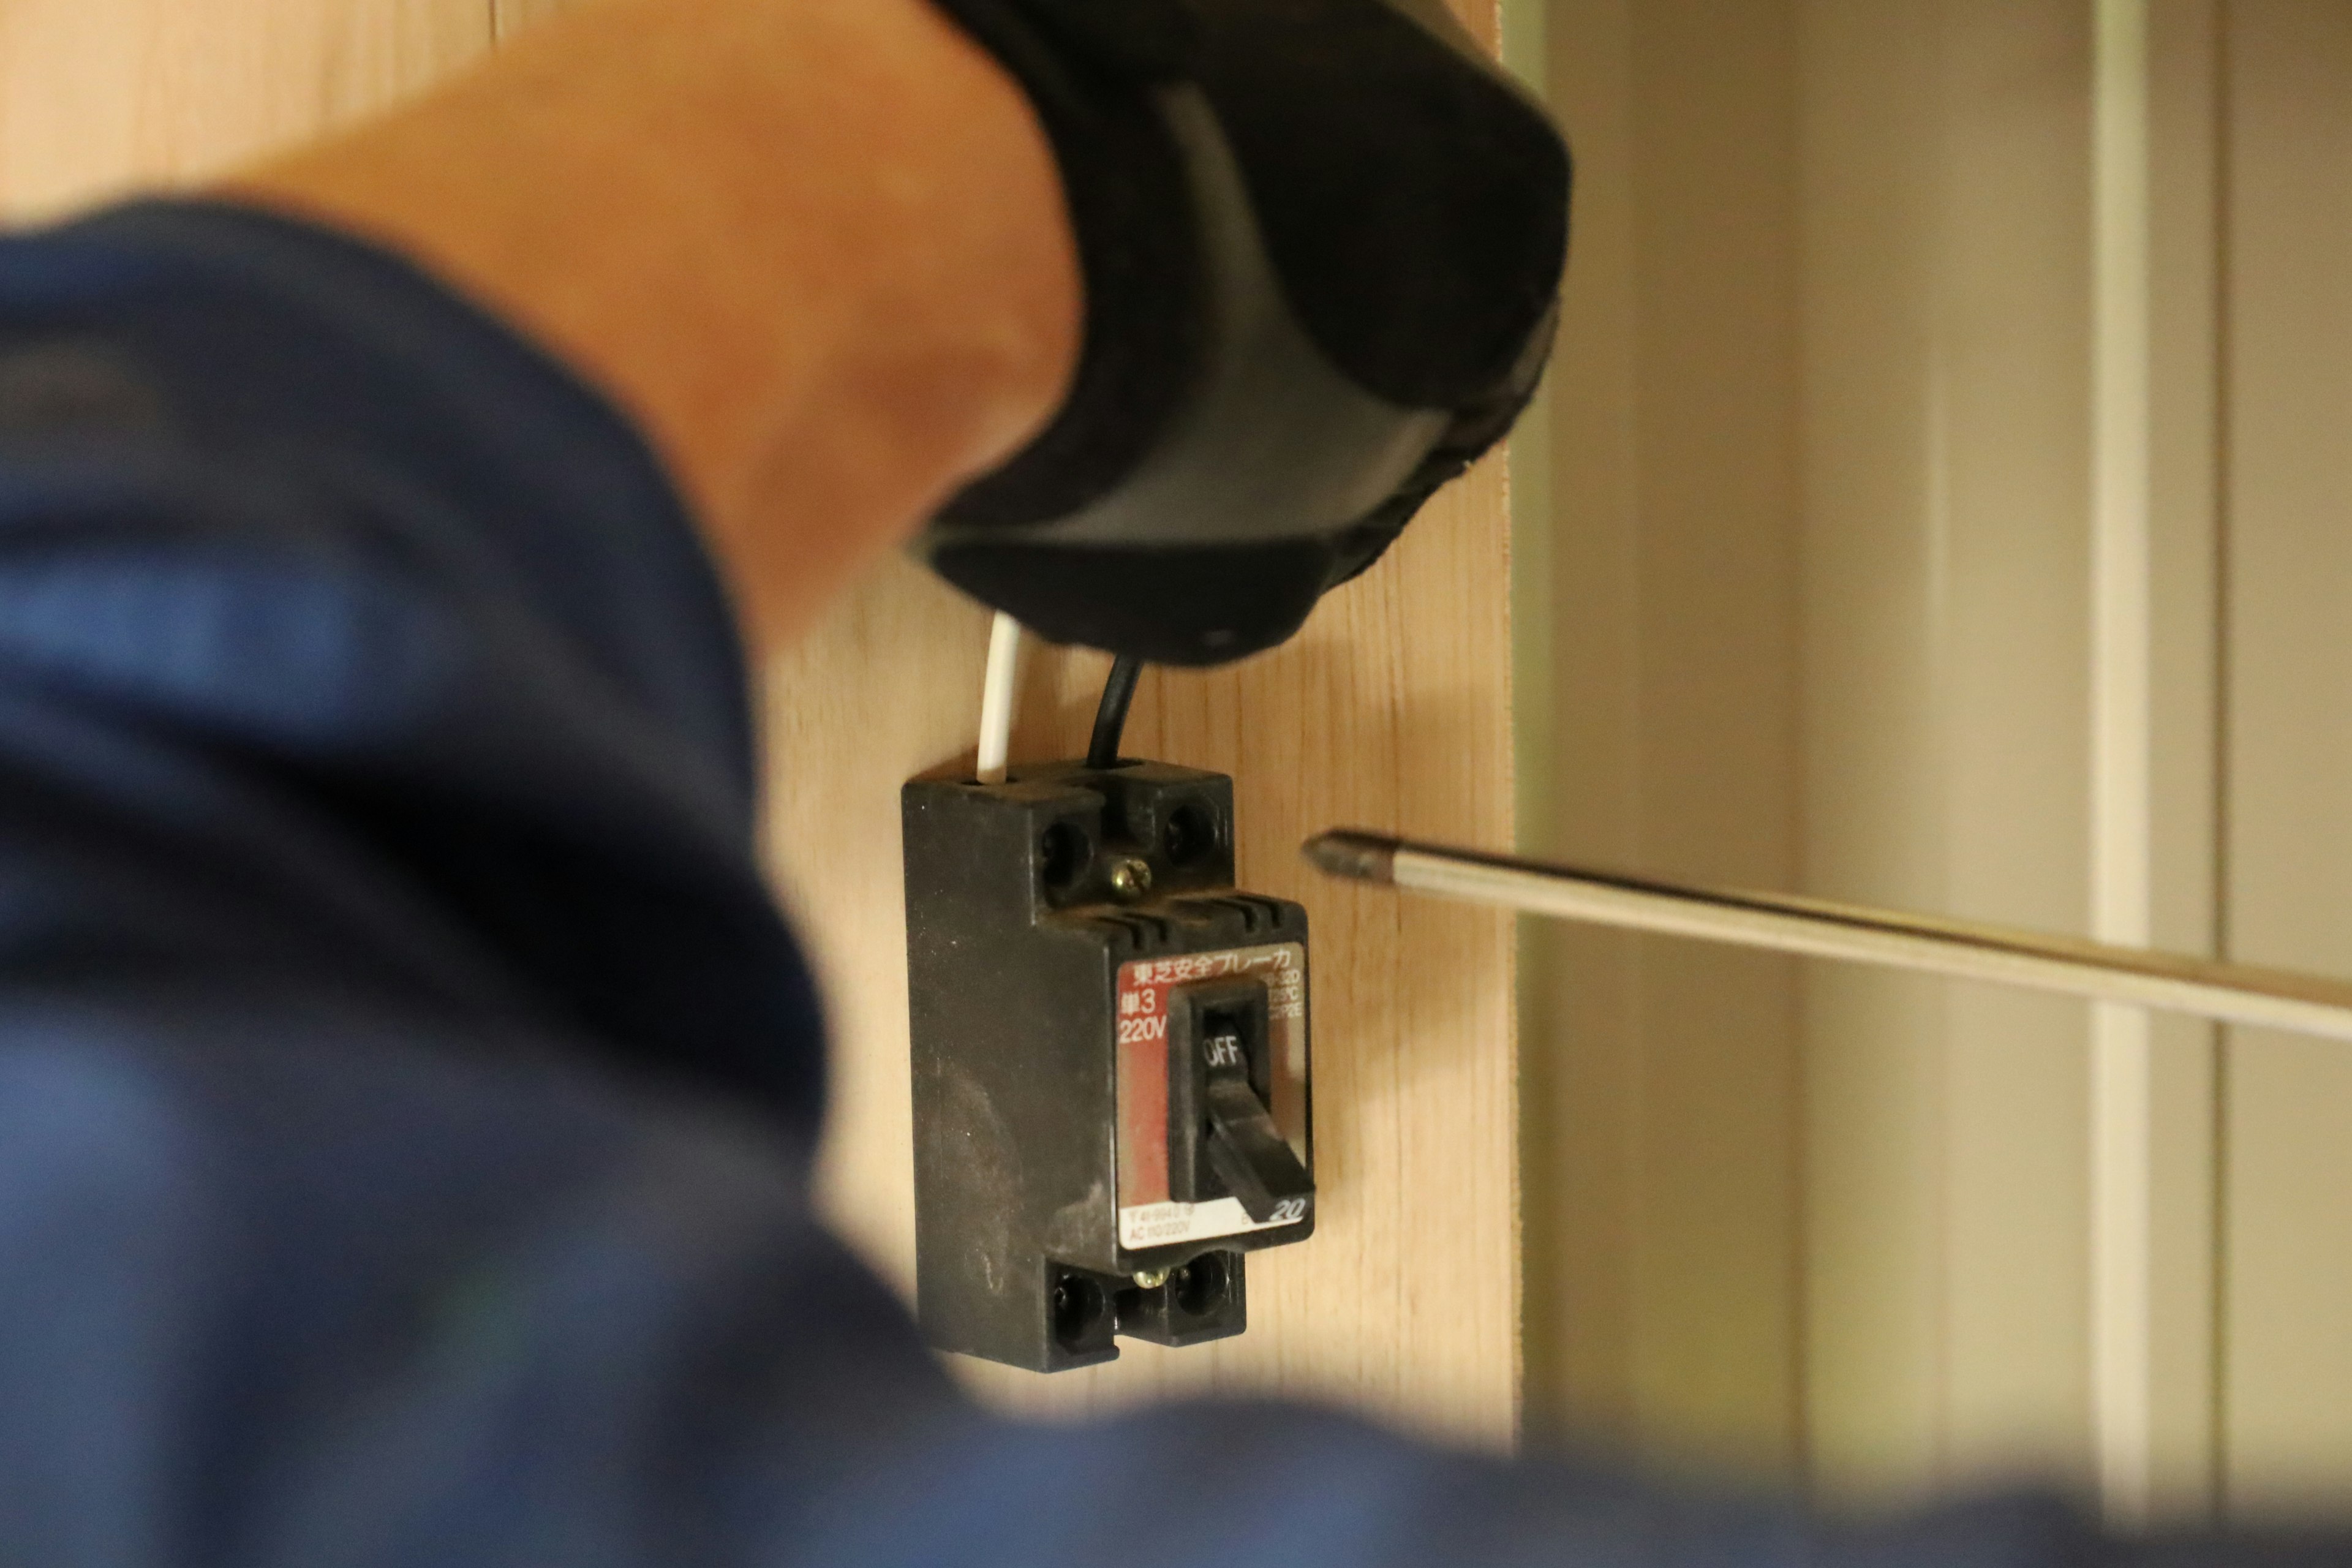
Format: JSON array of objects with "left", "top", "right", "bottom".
[{"left": 920, "top": 0, "right": 1571, "bottom": 665}]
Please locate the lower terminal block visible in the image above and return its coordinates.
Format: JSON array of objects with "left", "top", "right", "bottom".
[{"left": 903, "top": 760, "right": 1314, "bottom": 1372}]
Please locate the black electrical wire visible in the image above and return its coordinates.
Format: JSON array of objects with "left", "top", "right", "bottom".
[{"left": 1087, "top": 655, "right": 1144, "bottom": 770}]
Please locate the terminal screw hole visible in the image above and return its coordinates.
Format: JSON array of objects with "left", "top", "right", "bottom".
[
  {"left": 1050, "top": 1274, "right": 1106, "bottom": 1351},
  {"left": 1172, "top": 1254, "right": 1228, "bottom": 1317},
  {"left": 1163, "top": 802, "right": 1218, "bottom": 868},
  {"left": 1038, "top": 823, "right": 1090, "bottom": 894}
]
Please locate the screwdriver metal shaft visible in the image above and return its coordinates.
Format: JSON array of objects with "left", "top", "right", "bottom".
[{"left": 1303, "top": 829, "right": 2352, "bottom": 1044}]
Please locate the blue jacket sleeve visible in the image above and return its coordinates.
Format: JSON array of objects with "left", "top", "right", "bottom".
[{"left": 0, "top": 201, "right": 2319, "bottom": 1568}]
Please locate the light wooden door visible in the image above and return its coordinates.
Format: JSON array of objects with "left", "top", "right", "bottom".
[{"left": 0, "top": 0, "right": 1522, "bottom": 1447}]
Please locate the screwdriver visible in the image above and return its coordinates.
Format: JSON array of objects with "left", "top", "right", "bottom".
[{"left": 1303, "top": 829, "right": 2352, "bottom": 1044}]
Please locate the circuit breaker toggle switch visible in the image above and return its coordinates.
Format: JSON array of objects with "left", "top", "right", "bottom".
[
  {"left": 903, "top": 759, "right": 1314, "bottom": 1373},
  {"left": 1168, "top": 978, "right": 1312, "bottom": 1221}
]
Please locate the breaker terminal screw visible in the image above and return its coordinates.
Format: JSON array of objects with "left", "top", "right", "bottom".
[{"left": 1109, "top": 858, "right": 1153, "bottom": 900}]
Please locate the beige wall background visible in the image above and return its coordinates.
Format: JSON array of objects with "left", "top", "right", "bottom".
[{"left": 1516, "top": 0, "right": 2352, "bottom": 1525}]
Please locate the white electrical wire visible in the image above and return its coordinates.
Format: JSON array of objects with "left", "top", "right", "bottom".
[{"left": 975, "top": 612, "right": 1022, "bottom": 784}]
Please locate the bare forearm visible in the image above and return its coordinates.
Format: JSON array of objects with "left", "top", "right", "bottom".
[{"left": 224, "top": 0, "right": 1079, "bottom": 647}]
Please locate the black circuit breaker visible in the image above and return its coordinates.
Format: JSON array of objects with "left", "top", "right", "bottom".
[{"left": 903, "top": 760, "right": 1315, "bottom": 1373}]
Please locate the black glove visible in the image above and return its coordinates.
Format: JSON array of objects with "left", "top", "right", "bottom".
[{"left": 919, "top": 0, "right": 1570, "bottom": 665}]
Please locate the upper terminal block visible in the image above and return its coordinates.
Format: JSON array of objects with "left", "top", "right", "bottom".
[
  {"left": 903, "top": 761, "right": 1314, "bottom": 1372},
  {"left": 907, "top": 760, "right": 1241, "bottom": 924}
]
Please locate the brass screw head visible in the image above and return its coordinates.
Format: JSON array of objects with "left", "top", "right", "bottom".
[
  {"left": 1132, "top": 1266, "right": 1172, "bottom": 1289},
  {"left": 1109, "top": 858, "right": 1153, "bottom": 901}
]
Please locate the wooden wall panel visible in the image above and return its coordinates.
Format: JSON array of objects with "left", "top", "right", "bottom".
[
  {"left": 782, "top": 477, "right": 1517, "bottom": 1444},
  {"left": 780, "top": 0, "right": 1524, "bottom": 1448},
  {"left": 784, "top": 0, "right": 1517, "bottom": 1447},
  {"left": 0, "top": 0, "right": 493, "bottom": 219},
  {"left": 0, "top": 0, "right": 1521, "bottom": 1448}
]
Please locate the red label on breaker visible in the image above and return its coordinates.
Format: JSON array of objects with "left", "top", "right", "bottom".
[{"left": 1115, "top": 941, "right": 1308, "bottom": 1251}]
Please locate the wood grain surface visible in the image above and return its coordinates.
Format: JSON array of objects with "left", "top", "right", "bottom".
[{"left": 0, "top": 0, "right": 1520, "bottom": 1448}]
